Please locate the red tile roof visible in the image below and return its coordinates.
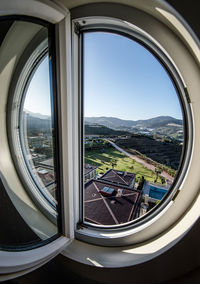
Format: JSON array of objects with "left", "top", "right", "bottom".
[
  {"left": 100, "top": 169, "right": 136, "bottom": 187},
  {"left": 84, "top": 179, "right": 141, "bottom": 226}
]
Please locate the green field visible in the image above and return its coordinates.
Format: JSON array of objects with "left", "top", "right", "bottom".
[{"left": 85, "top": 147, "right": 163, "bottom": 184}]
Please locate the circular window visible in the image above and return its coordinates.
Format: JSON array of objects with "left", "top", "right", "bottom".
[
  {"left": 7, "top": 23, "right": 58, "bottom": 222},
  {"left": 20, "top": 53, "right": 57, "bottom": 206},
  {"left": 72, "top": 15, "right": 194, "bottom": 247},
  {"left": 82, "top": 30, "right": 186, "bottom": 228},
  {"left": 0, "top": 0, "right": 199, "bottom": 275}
]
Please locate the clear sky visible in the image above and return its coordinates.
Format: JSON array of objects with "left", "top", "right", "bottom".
[
  {"left": 24, "top": 31, "right": 183, "bottom": 120},
  {"left": 24, "top": 55, "right": 51, "bottom": 116},
  {"left": 84, "top": 32, "right": 183, "bottom": 120}
]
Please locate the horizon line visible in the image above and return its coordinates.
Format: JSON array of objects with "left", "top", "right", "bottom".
[
  {"left": 24, "top": 110, "right": 183, "bottom": 121},
  {"left": 84, "top": 115, "right": 183, "bottom": 121}
]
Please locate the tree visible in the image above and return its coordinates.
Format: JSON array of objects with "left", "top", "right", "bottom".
[
  {"left": 90, "top": 140, "right": 95, "bottom": 150},
  {"left": 111, "top": 159, "right": 117, "bottom": 168},
  {"left": 137, "top": 176, "right": 145, "bottom": 190},
  {"left": 161, "top": 177, "right": 166, "bottom": 184},
  {"left": 155, "top": 167, "right": 162, "bottom": 183}
]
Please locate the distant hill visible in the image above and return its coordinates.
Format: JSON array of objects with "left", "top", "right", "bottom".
[
  {"left": 23, "top": 111, "right": 183, "bottom": 141},
  {"left": 24, "top": 110, "right": 50, "bottom": 120},
  {"left": 23, "top": 111, "right": 52, "bottom": 134},
  {"left": 85, "top": 116, "right": 183, "bottom": 141},
  {"left": 85, "top": 116, "right": 182, "bottom": 129},
  {"left": 85, "top": 124, "right": 130, "bottom": 136},
  {"left": 116, "top": 135, "right": 182, "bottom": 170},
  {"left": 85, "top": 122, "right": 182, "bottom": 170}
]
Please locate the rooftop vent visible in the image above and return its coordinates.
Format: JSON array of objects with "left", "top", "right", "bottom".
[{"left": 117, "top": 188, "right": 123, "bottom": 197}]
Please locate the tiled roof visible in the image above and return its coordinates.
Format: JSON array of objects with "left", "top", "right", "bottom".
[
  {"left": 100, "top": 169, "right": 136, "bottom": 187},
  {"left": 84, "top": 179, "right": 141, "bottom": 225}
]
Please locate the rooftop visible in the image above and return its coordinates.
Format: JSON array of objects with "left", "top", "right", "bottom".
[
  {"left": 100, "top": 169, "right": 136, "bottom": 187},
  {"left": 84, "top": 179, "right": 141, "bottom": 225},
  {"left": 84, "top": 164, "right": 98, "bottom": 175},
  {"left": 38, "top": 158, "right": 54, "bottom": 169},
  {"left": 37, "top": 167, "right": 55, "bottom": 186}
]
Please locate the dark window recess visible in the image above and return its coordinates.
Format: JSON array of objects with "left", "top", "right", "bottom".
[{"left": 0, "top": 178, "right": 41, "bottom": 248}]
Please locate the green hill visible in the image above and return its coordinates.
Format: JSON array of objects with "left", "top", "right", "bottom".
[{"left": 85, "top": 124, "right": 130, "bottom": 136}]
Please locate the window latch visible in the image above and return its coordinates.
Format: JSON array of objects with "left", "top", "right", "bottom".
[{"left": 74, "top": 22, "right": 81, "bottom": 36}]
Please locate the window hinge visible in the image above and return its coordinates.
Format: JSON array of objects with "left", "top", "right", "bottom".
[
  {"left": 184, "top": 87, "right": 191, "bottom": 104},
  {"left": 74, "top": 22, "right": 81, "bottom": 36},
  {"left": 172, "top": 189, "right": 181, "bottom": 201}
]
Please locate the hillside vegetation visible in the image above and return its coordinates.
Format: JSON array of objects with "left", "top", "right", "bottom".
[
  {"left": 85, "top": 115, "right": 183, "bottom": 129},
  {"left": 115, "top": 135, "right": 182, "bottom": 170},
  {"left": 85, "top": 147, "right": 163, "bottom": 184},
  {"left": 85, "top": 116, "right": 183, "bottom": 141},
  {"left": 85, "top": 124, "right": 130, "bottom": 136}
]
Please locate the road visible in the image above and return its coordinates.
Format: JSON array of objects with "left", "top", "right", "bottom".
[{"left": 105, "top": 139, "right": 174, "bottom": 183}]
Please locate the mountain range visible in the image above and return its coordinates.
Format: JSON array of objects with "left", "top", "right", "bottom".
[
  {"left": 24, "top": 110, "right": 50, "bottom": 120},
  {"left": 24, "top": 110, "right": 52, "bottom": 135},
  {"left": 85, "top": 116, "right": 183, "bottom": 140},
  {"left": 85, "top": 116, "right": 182, "bottom": 129},
  {"left": 23, "top": 111, "right": 184, "bottom": 141}
]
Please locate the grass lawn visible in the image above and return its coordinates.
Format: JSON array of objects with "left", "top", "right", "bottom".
[{"left": 85, "top": 147, "right": 163, "bottom": 184}]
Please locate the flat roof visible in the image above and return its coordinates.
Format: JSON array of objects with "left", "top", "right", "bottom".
[
  {"left": 84, "top": 179, "right": 141, "bottom": 225},
  {"left": 37, "top": 167, "right": 55, "bottom": 186},
  {"left": 100, "top": 169, "right": 136, "bottom": 187},
  {"left": 38, "top": 169, "right": 48, "bottom": 175},
  {"left": 84, "top": 164, "right": 98, "bottom": 175},
  {"left": 38, "top": 158, "right": 54, "bottom": 169}
]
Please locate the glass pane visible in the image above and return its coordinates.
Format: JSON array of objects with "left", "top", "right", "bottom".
[
  {"left": 0, "top": 19, "right": 59, "bottom": 249},
  {"left": 83, "top": 32, "right": 183, "bottom": 226},
  {"left": 22, "top": 55, "right": 56, "bottom": 205}
]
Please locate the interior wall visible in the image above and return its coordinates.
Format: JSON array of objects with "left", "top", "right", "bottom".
[{"left": 3, "top": 217, "right": 200, "bottom": 284}]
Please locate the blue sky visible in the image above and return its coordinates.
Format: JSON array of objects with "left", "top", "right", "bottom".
[
  {"left": 24, "top": 56, "right": 51, "bottom": 116},
  {"left": 84, "top": 32, "right": 183, "bottom": 120},
  {"left": 24, "top": 31, "right": 183, "bottom": 121}
]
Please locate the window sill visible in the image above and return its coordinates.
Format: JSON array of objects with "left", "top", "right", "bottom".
[{"left": 62, "top": 193, "right": 200, "bottom": 267}]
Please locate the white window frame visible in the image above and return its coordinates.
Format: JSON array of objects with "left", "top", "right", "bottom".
[
  {"left": 0, "top": 0, "right": 199, "bottom": 280},
  {"left": 8, "top": 28, "right": 58, "bottom": 221},
  {"left": 75, "top": 17, "right": 191, "bottom": 234},
  {"left": 61, "top": 1, "right": 200, "bottom": 267},
  {"left": 0, "top": 0, "right": 70, "bottom": 280}
]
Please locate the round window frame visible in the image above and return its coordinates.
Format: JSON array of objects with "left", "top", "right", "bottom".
[
  {"left": 67, "top": 10, "right": 197, "bottom": 249},
  {"left": 19, "top": 51, "right": 57, "bottom": 206},
  {"left": 1, "top": 0, "right": 199, "bottom": 272},
  {"left": 7, "top": 21, "right": 58, "bottom": 224},
  {"left": 0, "top": 0, "right": 69, "bottom": 280},
  {"left": 79, "top": 23, "right": 191, "bottom": 230}
]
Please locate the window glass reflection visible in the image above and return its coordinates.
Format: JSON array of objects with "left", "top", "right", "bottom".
[
  {"left": 0, "top": 19, "right": 58, "bottom": 249},
  {"left": 22, "top": 55, "right": 56, "bottom": 204}
]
